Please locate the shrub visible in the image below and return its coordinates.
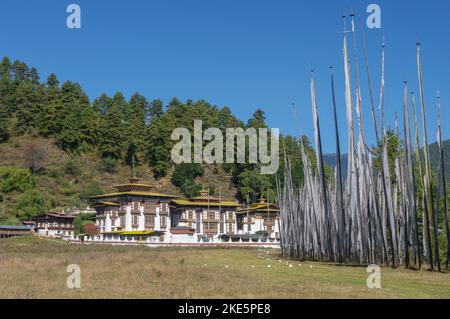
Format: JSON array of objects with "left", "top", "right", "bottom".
[
  {"left": 64, "top": 159, "right": 82, "bottom": 176},
  {"left": 47, "top": 166, "right": 62, "bottom": 178},
  {"left": 0, "top": 122, "right": 9, "bottom": 143},
  {"left": 79, "top": 182, "right": 103, "bottom": 198},
  {"left": 182, "top": 182, "right": 202, "bottom": 198},
  {"left": 24, "top": 143, "right": 46, "bottom": 174},
  {"left": 0, "top": 166, "right": 35, "bottom": 193},
  {"left": 255, "top": 231, "right": 269, "bottom": 237},
  {"left": 83, "top": 223, "right": 99, "bottom": 236},
  {"left": 15, "top": 189, "right": 52, "bottom": 220},
  {"left": 59, "top": 181, "right": 76, "bottom": 196},
  {"left": 101, "top": 157, "right": 117, "bottom": 173}
]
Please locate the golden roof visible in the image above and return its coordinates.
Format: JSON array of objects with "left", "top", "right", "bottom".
[
  {"left": 171, "top": 199, "right": 242, "bottom": 208},
  {"left": 90, "top": 191, "right": 178, "bottom": 199},
  {"left": 112, "top": 178, "right": 163, "bottom": 194},
  {"left": 89, "top": 178, "right": 179, "bottom": 200},
  {"left": 191, "top": 195, "right": 221, "bottom": 201},
  {"left": 237, "top": 202, "right": 279, "bottom": 214},
  {"left": 114, "top": 183, "right": 153, "bottom": 188},
  {"left": 91, "top": 201, "right": 121, "bottom": 207}
]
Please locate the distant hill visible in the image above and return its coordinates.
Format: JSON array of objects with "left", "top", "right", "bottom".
[
  {"left": 323, "top": 153, "right": 349, "bottom": 177},
  {"left": 323, "top": 139, "right": 450, "bottom": 185},
  {"left": 428, "top": 139, "right": 450, "bottom": 183}
]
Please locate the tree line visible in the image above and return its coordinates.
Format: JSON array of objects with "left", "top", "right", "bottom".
[{"left": 0, "top": 56, "right": 317, "bottom": 204}]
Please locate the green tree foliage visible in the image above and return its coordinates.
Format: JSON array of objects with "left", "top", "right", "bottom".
[
  {"left": 97, "top": 93, "right": 127, "bottom": 159},
  {"left": 171, "top": 163, "right": 204, "bottom": 197},
  {"left": 372, "top": 129, "right": 401, "bottom": 185},
  {"left": 247, "top": 108, "right": 267, "bottom": 129},
  {"left": 101, "top": 157, "right": 118, "bottom": 173},
  {"left": 38, "top": 74, "right": 62, "bottom": 137},
  {"left": 0, "top": 57, "right": 12, "bottom": 141},
  {"left": 236, "top": 168, "right": 273, "bottom": 203},
  {"left": 79, "top": 182, "right": 104, "bottom": 199},
  {"left": 14, "top": 80, "right": 45, "bottom": 135},
  {"left": 73, "top": 212, "right": 96, "bottom": 235},
  {"left": 232, "top": 109, "right": 272, "bottom": 202},
  {"left": 0, "top": 57, "right": 12, "bottom": 80},
  {"left": 428, "top": 140, "right": 450, "bottom": 187},
  {"left": 12, "top": 60, "right": 29, "bottom": 82},
  {"left": 149, "top": 99, "right": 163, "bottom": 119},
  {"left": 0, "top": 102, "right": 8, "bottom": 142},
  {"left": 29, "top": 67, "right": 39, "bottom": 84},
  {"left": 146, "top": 116, "right": 172, "bottom": 178},
  {"left": 0, "top": 56, "right": 329, "bottom": 205},
  {"left": 0, "top": 167, "right": 35, "bottom": 193},
  {"left": 128, "top": 93, "right": 148, "bottom": 147},
  {"left": 277, "top": 135, "right": 306, "bottom": 189},
  {"left": 57, "top": 82, "right": 91, "bottom": 152},
  {"left": 125, "top": 93, "right": 148, "bottom": 168},
  {"left": 64, "top": 159, "right": 83, "bottom": 176},
  {"left": 80, "top": 105, "right": 101, "bottom": 150},
  {"left": 15, "top": 189, "right": 52, "bottom": 220}
]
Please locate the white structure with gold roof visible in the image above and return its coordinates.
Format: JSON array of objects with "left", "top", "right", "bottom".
[
  {"left": 236, "top": 197, "right": 280, "bottom": 239},
  {"left": 84, "top": 181, "right": 280, "bottom": 245},
  {"left": 90, "top": 178, "right": 178, "bottom": 237},
  {"left": 169, "top": 189, "right": 242, "bottom": 240}
]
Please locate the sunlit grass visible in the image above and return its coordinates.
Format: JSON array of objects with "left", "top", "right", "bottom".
[{"left": 0, "top": 237, "right": 449, "bottom": 299}]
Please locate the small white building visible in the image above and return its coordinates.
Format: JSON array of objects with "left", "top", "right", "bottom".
[{"left": 32, "top": 212, "right": 76, "bottom": 239}]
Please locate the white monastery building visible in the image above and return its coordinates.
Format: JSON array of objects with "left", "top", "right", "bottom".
[{"left": 72, "top": 178, "right": 281, "bottom": 244}]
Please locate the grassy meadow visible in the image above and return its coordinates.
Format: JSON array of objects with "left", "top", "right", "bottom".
[{"left": 0, "top": 237, "right": 449, "bottom": 299}]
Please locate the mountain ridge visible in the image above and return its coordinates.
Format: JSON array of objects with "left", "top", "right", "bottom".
[{"left": 322, "top": 139, "right": 450, "bottom": 184}]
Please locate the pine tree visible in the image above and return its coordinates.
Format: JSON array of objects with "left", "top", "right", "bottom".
[
  {"left": 0, "top": 57, "right": 12, "bottom": 141},
  {"left": 46, "top": 73, "right": 59, "bottom": 89},
  {"left": 11, "top": 60, "right": 29, "bottom": 82},
  {"left": 247, "top": 109, "right": 267, "bottom": 129},
  {"left": 97, "top": 93, "right": 127, "bottom": 159},
  {"left": 80, "top": 105, "right": 100, "bottom": 149},
  {"left": 56, "top": 81, "right": 90, "bottom": 151},
  {"left": 0, "top": 102, "right": 8, "bottom": 142},
  {"left": 29, "top": 67, "right": 39, "bottom": 84},
  {"left": 0, "top": 57, "right": 12, "bottom": 80},
  {"left": 146, "top": 116, "right": 172, "bottom": 178},
  {"left": 128, "top": 93, "right": 148, "bottom": 148},
  {"left": 39, "top": 74, "right": 61, "bottom": 137},
  {"left": 92, "top": 93, "right": 113, "bottom": 115},
  {"left": 14, "top": 81, "right": 45, "bottom": 135},
  {"left": 149, "top": 99, "right": 163, "bottom": 119}
]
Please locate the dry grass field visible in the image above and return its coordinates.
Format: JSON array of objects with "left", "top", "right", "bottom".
[{"left": 0, "top": 237, "right": 449, "bottom": 299}]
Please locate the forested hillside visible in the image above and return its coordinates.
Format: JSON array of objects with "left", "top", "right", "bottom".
[
  {"left": 429, "top": 140, "right": 450, "bottom": 185},
  {"left": 0, "top": 57, "right": 317, "bottom": 224}
]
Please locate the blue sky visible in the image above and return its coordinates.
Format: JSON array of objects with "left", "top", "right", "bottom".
[{"left": 1, "top": 0, "right": 449, "bottom": 152}]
